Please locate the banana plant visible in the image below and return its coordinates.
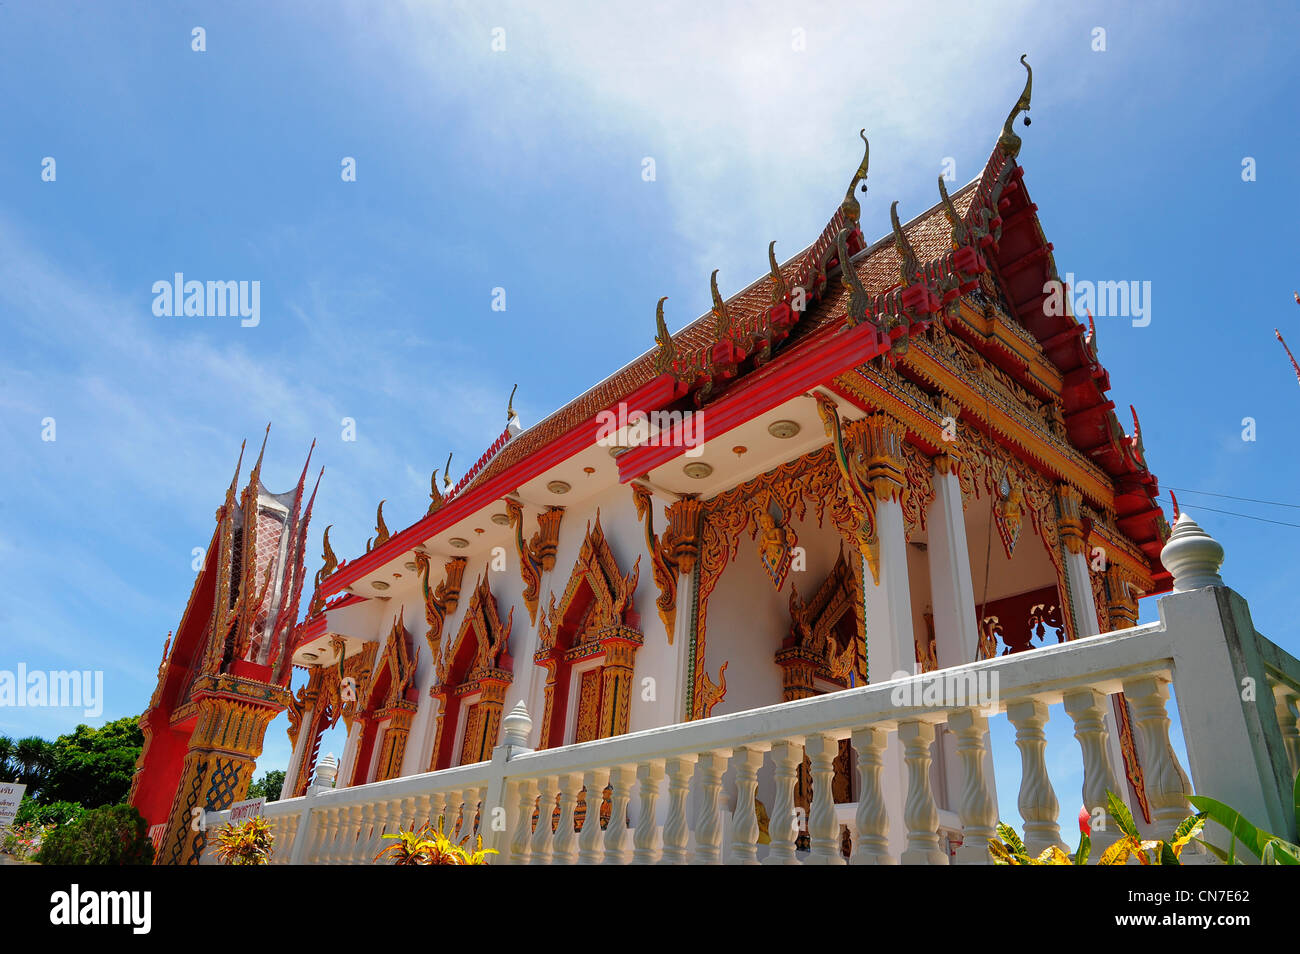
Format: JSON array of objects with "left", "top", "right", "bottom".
[{"left": 1189, "top": 771, "right": 1300, "bottom": 865}]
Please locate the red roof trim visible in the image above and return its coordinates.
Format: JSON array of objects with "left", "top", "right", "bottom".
[{"left": 322, "top": 374, "right": 677, "bottom": 595}]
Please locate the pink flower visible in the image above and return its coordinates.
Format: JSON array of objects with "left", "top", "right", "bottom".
[{"left": 1078, "top": 806, "right": 1091, "bottom": 836}]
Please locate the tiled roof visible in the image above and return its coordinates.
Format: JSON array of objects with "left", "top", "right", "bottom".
[{"left": 453, "top": 180, "right": 979, "bottom": 496}]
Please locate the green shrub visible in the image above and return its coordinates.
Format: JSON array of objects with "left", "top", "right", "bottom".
[
  {"left": 15, "top": 798, "right": 84, "bottom": 828},
  {"left": 34, "top": 803, "right": 154, "bottom": 866}
]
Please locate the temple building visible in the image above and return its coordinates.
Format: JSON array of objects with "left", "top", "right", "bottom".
[{"left": 134, "top": 59, "right": 1174, "bottom": 862}]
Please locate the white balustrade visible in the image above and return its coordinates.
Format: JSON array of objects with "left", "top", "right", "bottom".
[{"left": 194, "top": 544, "right": 1300, "bottom": 868}]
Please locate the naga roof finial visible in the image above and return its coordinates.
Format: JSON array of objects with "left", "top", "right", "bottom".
[
  {"left": 890, "top": 201, "right": 919, "bottom": 284},
  {"left": 1130, "top": 404, "right": 1146, "bottom": 462},
  {"left": 938, "top": 175, "right": 969, "bottom": 246},
  {"left": 768, "top": 242, "right": 789, "bottom": 303},
  {"left": 841, "top": 129, "right": 870, "bottom": 221},
  {"left": 443, "top": 452, "right": 454, "bottom": 491},
  {"left": 653, "top": 296, "right": 675, "bottom": 374},
  {"left": 999, "top": 55, "right": 1033, "bottom": 157},
  {"left": 428, "top": 464, "right": 444, "bottom": 513},
  {"left": 835, "top": 228, "right": 869, "bottom": 325},
  {"left": 507, "top": 383, "right": 518, "bottom": 424},
  {"left": 1275, "top": 328, "right": 1300, "bottom": 388},
  {"left": 373, "top": 500, "right": 391, "bottom": 548},
  {"left": 710, "top": 270, "right": 731, "bottom": 341}
]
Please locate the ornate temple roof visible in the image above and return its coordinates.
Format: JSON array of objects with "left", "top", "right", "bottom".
[{"left": 314, "top": 57, "right": 1169, "bottom": 605}]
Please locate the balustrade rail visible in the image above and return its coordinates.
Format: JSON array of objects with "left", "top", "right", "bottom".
[{"left": 201, "top": 584, "right": 1300, "bottom": 865}]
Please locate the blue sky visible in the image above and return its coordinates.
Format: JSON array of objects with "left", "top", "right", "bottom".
[{"left": 1, "top": 1, "right": 1297, "bottom": 829}]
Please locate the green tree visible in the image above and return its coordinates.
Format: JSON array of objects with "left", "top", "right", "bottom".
[
  {"left": 0, "top": 736, "right": 56, "bottom": 795},
  {"left": 248, "top": 769, "right": 285, "bottom": 802},
  {"left": 41, "top": 716, "right": 143, "bottom": 808}
]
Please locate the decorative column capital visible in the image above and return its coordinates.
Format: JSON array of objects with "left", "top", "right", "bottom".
[
  {"left": 864, "top": 413, "right": 907, "bottom": 501},
  {"left": 1055, "top": 483, "right": 1087, "bottom": 554}
]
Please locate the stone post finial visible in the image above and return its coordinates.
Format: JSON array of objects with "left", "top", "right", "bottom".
[
  {"left": 501, "top": 701, "right": 533, "bottom": 748},
  {"left": 316, "top": 751, "right": 338, "bottom": 787},
  {"left": 1160, "top": 512, "right": 1224, "bottom": 591}
]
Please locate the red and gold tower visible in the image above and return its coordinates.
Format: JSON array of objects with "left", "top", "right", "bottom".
[{"left": 130, "top": 427, "right": 320, "bottom": 865}]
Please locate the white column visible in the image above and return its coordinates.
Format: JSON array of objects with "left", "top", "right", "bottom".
[
  {"left": 926, "top": 461, "right": 979, "bottom": 667},
  {"left": 283, "top": 704, "right": 315, "bottom": 797},
  {"left": 659, "top": 755, "right": 697, "bottom": 864},
  {"left": 336, "top": 721, "right": 363, "bottom": 789},
  {"left": 632, "top": 761, "right": 665, "bottom": 865},
  {"left": 863, "top": 495, "right": 913, "bottom": 856}
]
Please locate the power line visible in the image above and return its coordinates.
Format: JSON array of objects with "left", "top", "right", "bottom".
[
  {"left": 1165, "top": 486, "right": 1300, "bottom": 512},
  {"left": 1156, "top": 496, "right": 1300, "bottom": 530}
]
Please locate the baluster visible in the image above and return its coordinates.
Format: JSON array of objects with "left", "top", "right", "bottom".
[
  {"left": 692, "top": 751, "right": 730, "bottom": 864},
  {"left": 659, "top": 756, "right": 697, "bottom": 864},
  {"left": 413, "top": 794, "right": 432, "bottom": 833},
  {"left": 445, "top": 791, "right": 464, "bottom": 840},
  {"left": 552, "top": 774, "right": 581, "bottom": 864},
  {"left": 804, "top": 734, "right": 844, "bottom": 865},
  {"left": 509, "top": 780, "right": 537, "bottom": 865},
  {"left": 399, "top": 796, "right": 417, "bottom": 834},
  {"left": 356, "top": 802, "right": 379, "bottom": 864},
  {"left": 764, "top": 740, "right": 802, "bottom": 865},
  {"left": 373, "top": 799, "right": 398, "bottom": 863},
  {"left": 318, "top": 807, "right": 340, "bottom": 864},
  {"left": 530, "top": 776, "right": 556, "bottom": 864},
  {"left": 899, "top": 721, "right": 947, "bottom": 865},
  {"left": 1122, "top": 677, "right": 1194, "bottom": 843},
  {"left": 850, "top": 726, "right": 893, "bottom": 865},
  {"left": 427, "top": 790, "right": 448, "bottom": 837},
  {"left": 604, "top": 766, "right": 634, "bottom": 865},
  {"left": 1271, "top": 683, "right": 1300, "bottom": 777},
  {"left": 462, "top": 787, "right": 481, "bottom": 843},
  {"left": 1007, "top": 699, "right": 1066, "bottom": 858},
  {"left": 577, "top": 770, "right": 606, "bottom": 865},
  {"left": 729, "top": 747, "right": 766, "bottom": 865},
  {"left": 339, "top": 805, "right": 362, "bottom": 865},
  {"left": 278, "top": 816, "right": 296, "bottom": 864},
  {"left": 1063, "top": 689, "right": 1125, "bottom": 858},
  {"left": 632, "top": 761, "right": 665, "bottom": 865},
  {"left": 948, "top": 709, "right": 998, "bottom": 864}
]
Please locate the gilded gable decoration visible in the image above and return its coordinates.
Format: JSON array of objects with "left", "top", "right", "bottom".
[
  {"left": 631, "top": 485, "right": 701, "bottom": 644},
  {"left": 414, "top": 552, "right": 467, "bottom": 663},
  {"left": 533, "top": 512, "right": 644, "bottom": 749},
  {"left": 778, "top": 548, "right": 865, "bottom": 700},
  {"left": 507, "top": 499, "right": 565, "bottom": 625},
  {"left": 428, "top": 573, "right": 515, "bottom": 771}
]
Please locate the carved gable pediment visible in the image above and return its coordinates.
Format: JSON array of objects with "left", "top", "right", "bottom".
[
  {"left": 538, "top": 512, "right": 641, "bottom": 655},
  {"left": 438, "top": 574, "right": 513, "bottom": 689}
]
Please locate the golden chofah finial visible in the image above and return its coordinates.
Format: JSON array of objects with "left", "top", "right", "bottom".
[
  {"left": 653, "top": 296, "right": 675, "bottom": 374},
  {"left": 841, "top": 129, "right": 870, "bottom": 220},
  {"left": 320, "top": 525, "right": 338, "bottom": 577},
  {"left": 998, "top": 55, "right": 1033, "bottom": 156},
  {"left": 443, "top": 452, "right": 453, "bottom": 491},
  {"left": 890, "top": 201, "right": 919, "bottom": 283},
  {"left": 507, "top": 383, "right": 518, "bottom": 424},
  {"left": 835, "top": 228, "right": 869, "bottom": 326},
  {"left": 428, "top": 466, "right": 444, "bottom": 513},
  {"left": 938, "top": 175, "right": 969, "bottom": 247},
  {"left": 373, "top": 500, "right": 391, "bottom": 548},
  {"left": 710, "top": 269, "right": 731, "bottom": 340},
  {"left": 767, "top": 242, "right": 789, "bottom": 303}
]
